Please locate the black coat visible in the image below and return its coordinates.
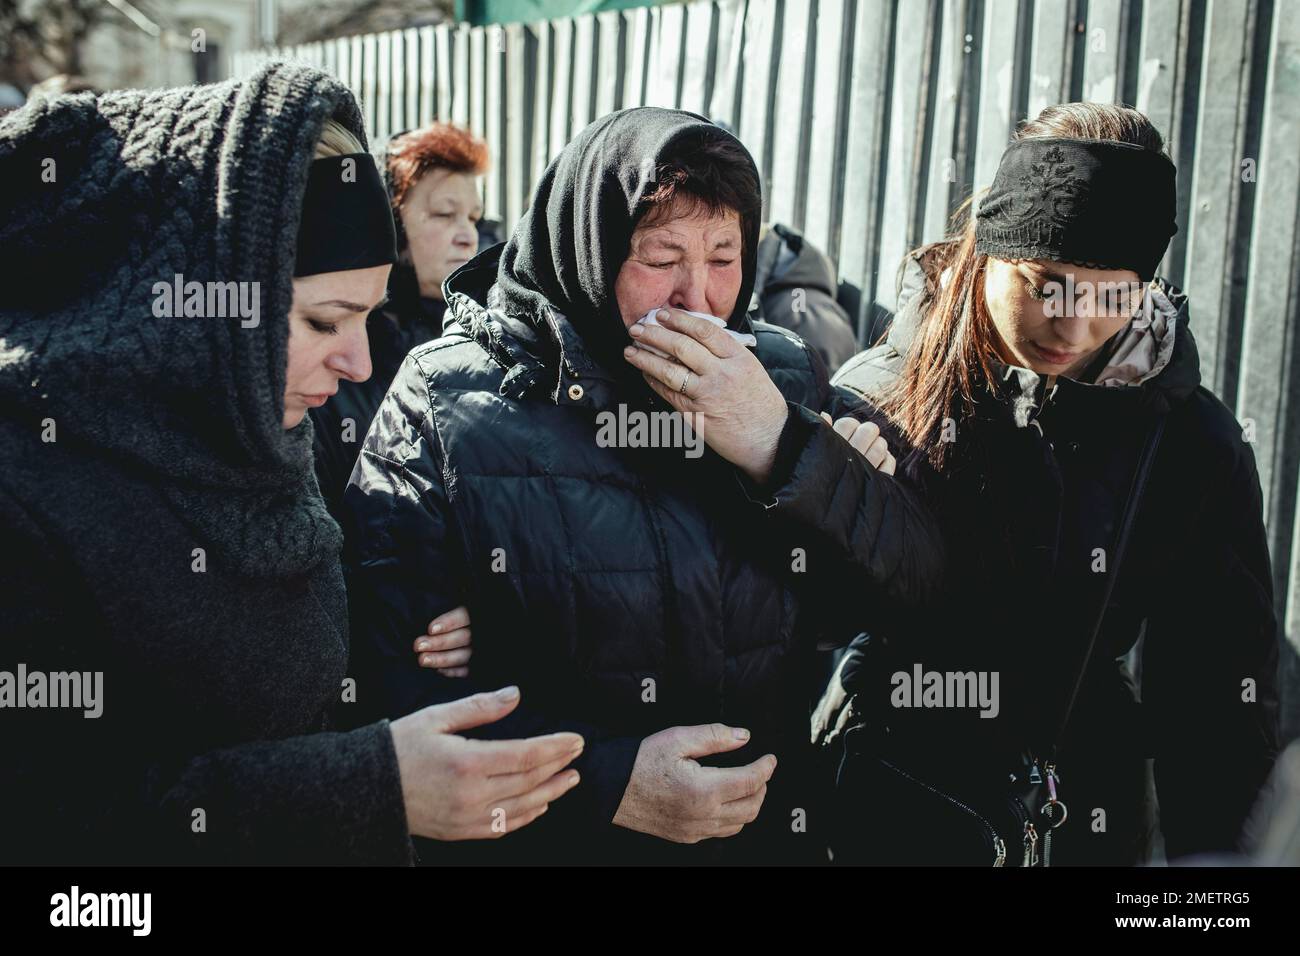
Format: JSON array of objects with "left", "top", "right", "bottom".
[
  {"left": 0, "top": 65, "right": 413, "bottom": 865},
  {"left": 341, "top": 243, "right": 946, "bottom": 864},
  {"left": 830, "top": 251, "right": 1281, "bottom": 864},
  {"left": 0, "top": 424, "right": 412, "bottom": 865},
  {"left": 311, "top": 262, "right": 445, "bottom": 521}
]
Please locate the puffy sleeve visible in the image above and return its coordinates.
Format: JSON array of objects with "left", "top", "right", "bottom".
[
  {"left": 1141, "top": 427, "right": 1280, "bottom": 859},
  {"left": 735, "top": 335, "right": 947, "bottom": 646}
]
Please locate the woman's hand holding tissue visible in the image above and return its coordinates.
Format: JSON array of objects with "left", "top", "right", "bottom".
[{"left": 624, "top": 307, "right": 789, "bottom": 485}]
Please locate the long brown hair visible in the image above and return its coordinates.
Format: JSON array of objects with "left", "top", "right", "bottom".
[{"left": 881, "top": 103, "right": 1169, "bottom": 469}]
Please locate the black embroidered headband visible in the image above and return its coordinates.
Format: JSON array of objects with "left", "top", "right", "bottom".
[
  {"left": 974, "top": 137, "right": 1177, "bottom": 281},
  {"left": 295, "top": 153, "right": 399, "bottom": 278}
]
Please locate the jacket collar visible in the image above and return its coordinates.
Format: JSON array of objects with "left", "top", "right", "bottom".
[{"left": 443, "top": 245, "right": 634, "bottom": 414}]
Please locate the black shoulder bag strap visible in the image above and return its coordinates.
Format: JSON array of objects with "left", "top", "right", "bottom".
[{"left": 1049, "top": 415, "right": 1167, "bottom": 764}]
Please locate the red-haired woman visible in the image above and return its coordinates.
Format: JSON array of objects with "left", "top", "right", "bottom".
[
  {"left": 822, "top": 103, "right": 1280, "bottom": 866},
  {"left": 311, "top": 123, "right": 490, "bottom": 522}
]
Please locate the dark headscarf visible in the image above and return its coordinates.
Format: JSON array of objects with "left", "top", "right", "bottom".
[
  {"left": 0, "top": 63, "right": 371, "bottom": 578},
  {"left": 494, "top": 107, "right": 761, "bottom": 382}
]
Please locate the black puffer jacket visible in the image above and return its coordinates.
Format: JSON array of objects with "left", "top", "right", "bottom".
[
  {"left": 750, "top": 223, "right": 859, "bottom": 375},
  {"left": 342, "top": 108, "right": 945, "bottom": 864},
  {"left": 311, "top": 262, "right": 444, "bottom": 521},
  {"left": 830, "top": 250, "right": 1280, "bottom": 865}
]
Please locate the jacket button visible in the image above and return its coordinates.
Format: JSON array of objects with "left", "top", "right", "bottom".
[{"left": 567, "top": 383, "right": 584, "bottom": 401}]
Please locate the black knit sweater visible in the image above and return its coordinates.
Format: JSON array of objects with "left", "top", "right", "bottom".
[{"left": 0, "top": 63, "right": 413, "bottom": 864}]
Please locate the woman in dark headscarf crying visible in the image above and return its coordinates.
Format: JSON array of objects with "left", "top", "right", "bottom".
[{"left": 343, "top": 106, "right": 946, "bottom": 864}]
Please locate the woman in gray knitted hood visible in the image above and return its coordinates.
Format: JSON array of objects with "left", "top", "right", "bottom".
[{"left": 0, "top": 63, "right": 581, "bottom": 864}]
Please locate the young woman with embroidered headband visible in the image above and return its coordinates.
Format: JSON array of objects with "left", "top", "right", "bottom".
[{"left": 823, "top": 102, "right": 1280, "bottom": 866}]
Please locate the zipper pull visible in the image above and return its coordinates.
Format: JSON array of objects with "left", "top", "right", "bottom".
[
  {"left": 1029, "top": 760, "right": 1042, "bottom": 785},
  {"left": 1023, "top": 822, "right": 1039, "bottom": 867},
  {"left": 1039, "top": 763, "right": 1066, "bottom": 866},
  {"left": 1041, "top": 763, "right": 1069, "bottom": 829}
]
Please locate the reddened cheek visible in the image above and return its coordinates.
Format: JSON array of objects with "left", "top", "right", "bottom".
[
  {"left": 617, "top": 264, "right": 673, "bottom": 320},
  {"left": 709, "top": 268, "right": 743, "bottom": 318}
]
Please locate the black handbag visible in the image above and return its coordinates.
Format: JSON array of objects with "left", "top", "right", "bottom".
[{"left": 829, "top": 418, "right": 1166, "bottom": 866}]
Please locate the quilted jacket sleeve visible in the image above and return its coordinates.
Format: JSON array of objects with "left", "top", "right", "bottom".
[{"left": 737, "top": 328, "right": 947, "bottom": 646}]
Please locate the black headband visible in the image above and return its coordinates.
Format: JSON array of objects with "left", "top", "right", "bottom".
[
  {"left": 294, "top": 153, "right": 398, "bottom": 277},
  {"left": 975, "top": 137, "right": 1177, "bottom": 280}
]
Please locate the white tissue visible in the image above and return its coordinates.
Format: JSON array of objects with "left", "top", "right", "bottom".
[{"left": 633, "top": 308, "right": 758, "bottom": 358}]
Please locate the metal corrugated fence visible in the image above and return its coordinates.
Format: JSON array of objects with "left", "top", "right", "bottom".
[{"left": 236, "top": 0, "right": 1300, "bottom": 737}]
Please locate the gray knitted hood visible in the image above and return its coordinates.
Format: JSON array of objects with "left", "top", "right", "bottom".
[{"left": 0, "top": 63, "right": 368, "bottom": 578}]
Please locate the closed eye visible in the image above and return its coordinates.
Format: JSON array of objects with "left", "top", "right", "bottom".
[{"left": 308, "top": 318, "right": 339, "bottom": 335}]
